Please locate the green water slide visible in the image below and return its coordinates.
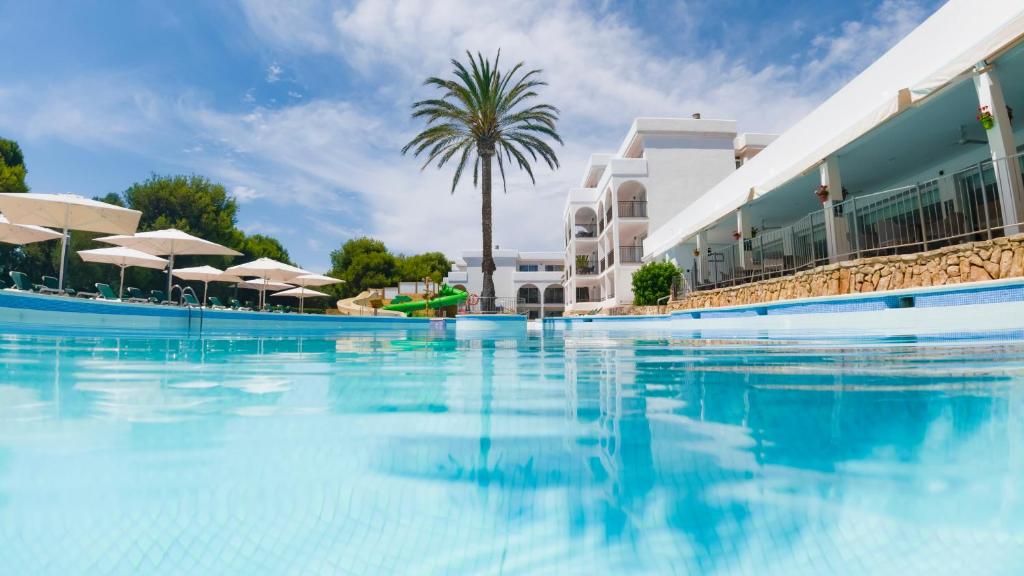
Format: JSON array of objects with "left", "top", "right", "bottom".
[{"left": 382, "top": 285, "right": 468, "bottom": 314}]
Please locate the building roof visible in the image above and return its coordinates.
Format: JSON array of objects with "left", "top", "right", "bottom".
[{"left": 644, "top": 0, "right": 1024, "bottom": 259}]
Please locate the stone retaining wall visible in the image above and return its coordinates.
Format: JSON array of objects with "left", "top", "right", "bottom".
[{"left": 667, "top": 234, "right": 1024, "bottom": 312}]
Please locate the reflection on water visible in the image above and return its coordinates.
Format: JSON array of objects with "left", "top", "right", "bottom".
[{"left": 0, "top": 331, "right": 1023, "bottom": 574}]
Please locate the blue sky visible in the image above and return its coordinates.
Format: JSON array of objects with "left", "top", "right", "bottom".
[{"left": 0, "top": 0, "right": 943, "bottom": 271}]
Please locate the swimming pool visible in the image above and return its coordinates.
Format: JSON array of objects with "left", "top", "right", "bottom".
[{"left": 1, "top": 329, "right": 1022, "bottom": 574}]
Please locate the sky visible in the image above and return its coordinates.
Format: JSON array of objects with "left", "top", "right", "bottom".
[{"left": 0, "top": 0, "right": 945, "bottom": 272}]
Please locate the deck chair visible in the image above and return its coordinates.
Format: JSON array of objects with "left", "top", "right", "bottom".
[
  {"left": 124, "top": 287, "right": 148, "bottom": 303},
  {"left": 181, "top": 293, "right": 201, "bottom": 307},
  {"left": 228, "top": 298, "right": 250, "bottom": 311},
  {"left": 37, "top": 275, "right": 64, "bottom": 295},
  {"left": 149, "top": 289, "right": 170, "bottom": 305},
  {"left": 94, "top": 283, "right": 119, "bottom": 301},
  {"left": 207, "top": 296, "right": 226, "bottom": 308},
  {"left": 9, "top": 271, "right": 35, "bottom": 291}
]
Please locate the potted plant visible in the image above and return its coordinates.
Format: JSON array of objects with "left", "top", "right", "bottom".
[
  {"left": 815, "top": 184, "right": 829, "bottom": 203},
  {"left": 750, "top": 226, "right": 759, "bottom": 239},
  {"left": 732, "top": 230, "right": 742, "bottom": 241},
  {"left": 692, "top": 247, "right": 701, "bottom": 258},
  {"left": 575, "top": 254, "right": 590, "bottom": 272},
  {"left": 977, "top": 105, "right": 995, "bottom": 130}
]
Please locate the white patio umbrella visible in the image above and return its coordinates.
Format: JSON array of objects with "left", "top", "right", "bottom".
[
  {"left": 226, "top": 258, "right": 309, "bottom": 308},
  {"left": 236, "top": 278, "right": 294, "bottom": 309},
  {"left": 0, "top": 193, "right": 142, "bottom": 290},
  {"left": 77, "top": 247, "right": 168, "bottom": 299},
  {"left": 171, "top": 265, "right": 242, "bottom": 306},
  {"left": 96, "top": 228, "right": 242, "bottom": 296},
  {"left": 289, "top": 273, "right": 344, "bottom": 313},
  {"left": 270, "top": 285, "right": 333, "bottom": 313},
  {"left": 0, "top": 214, "right": 63, "bottom": 245}
]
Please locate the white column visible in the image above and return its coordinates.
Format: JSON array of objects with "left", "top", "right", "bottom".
[
  {"left": 696, "top": 230, "right": 708, "bottom": 283},
  {"left": 819, "top": 156, "right": 847, "bottom": 263},
  {"left": 539, "top": 286, "right": 545, "bottom": 320},
  {"left": 736, "top": 207, "right": 747, "bottom": 269},
  {"left": 974, "top": 62, "right": 1024, "bottom": 235}
]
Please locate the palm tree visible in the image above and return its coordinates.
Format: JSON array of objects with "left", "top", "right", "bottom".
[{"left": 402, "top": 50, "right": 562, "bottom": 303}]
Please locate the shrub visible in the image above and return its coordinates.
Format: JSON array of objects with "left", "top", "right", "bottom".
[{"left": 631, "top": 261, "right": 680, "bottom": 306}]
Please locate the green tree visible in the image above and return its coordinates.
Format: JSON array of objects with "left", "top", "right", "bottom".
[
  {"left": 240, "top": 234, "right": 292, "bottom": 263},
  {"left": 631, "top": 261, "right": 680, "bottom": 306},
  {"left": 396, "top": 251, "right": 451, "bottom": 283},
  {"left": 0, "top": 137, "right": 28, "bottom": 193},
  {"left": 402, "top": 50, "right": 561, "bottom": 301},
  {"left": 328, "top": 237, "right": 396, "bottom": 297},
  {"left": 123, "top": 174, "right": 242, "bottom": 249}
]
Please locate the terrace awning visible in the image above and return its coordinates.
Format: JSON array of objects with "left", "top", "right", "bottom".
[{"left": 643, "top": 0, "right": 1024, "bottom": 260}]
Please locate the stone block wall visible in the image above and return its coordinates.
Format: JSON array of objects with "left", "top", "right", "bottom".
[{"left": 667, "top": 234, "right": 1024, "bottom": 312}]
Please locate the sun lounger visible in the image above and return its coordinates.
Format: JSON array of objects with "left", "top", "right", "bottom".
[
  {"left": 94, "top": 283, "right": 120, "bottom": 301},
  {"left": 124, "top": 287, "right": 149, "bottom": 303},
  {"left": 37, "top": 275, "right": 65, "bottom": 295},
  {"left": 149, "top": 290, "right": 170, "bottom": 305},
  {"left": 228, "top": 298, "right": 250, "bottom": 311},
  {"left": 181, "top": 293, "right": 201, "bottom": 307},
  {"left": 208, "top": 296, "right": 227, "bottom": 308},
  {"left": 9, "top": 271, "right": 35, "bottom": 291}
]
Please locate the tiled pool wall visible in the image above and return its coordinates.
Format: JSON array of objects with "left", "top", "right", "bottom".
[
  {"left": 5, "top": 279, "right": 1024, "bottom": 338},
  {"left": 0, "top": 290, "right": 443, "bottom": 336},
  {"left": 547, "top": 278, "right": 1024, "bottom": 338}
]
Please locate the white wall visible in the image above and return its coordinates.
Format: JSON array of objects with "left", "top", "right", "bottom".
[{"left": 643, "top": 134, "right": 738, "bottom": 231}]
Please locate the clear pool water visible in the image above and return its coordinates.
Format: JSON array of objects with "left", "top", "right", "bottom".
[{"left": 1, "top": 330, "right": 1023, "bottom": 575}]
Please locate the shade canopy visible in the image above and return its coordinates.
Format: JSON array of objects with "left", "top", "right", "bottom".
[
  {"left": 291, "top": 273, "right": 344, "bottom": 288},
  {"left": 171, "top": 265, "right": 241, "bottom": 306},
  {"left": 77, "top": 247, "right": 168, "bottom": 298},
  {"left": 0, "top": 193, "right": 141, "bottom": 235},
  {"left": 271, "top": 287, "right": 330, "bottom": 298},
  {"left": 226, "top": 258, "right": 309, "bottom": 282},
  {"left": 171, "top": 265, "right": 242, "bottom": 284},
  {"left": 96, "top": 228, "right": 242, "bottom": 257},
  {"left": 98, "top": 228, "right": 243, "bottom": 296},
  {"left": 0, "top": 214, "right": 63, "bottom": 245},
  {"left": 0, "top": 193, "right": 144, "bottom": 290},
  {"left": 236, "top": 278, "right": 294, "bottom": 291},
  {"left": 78, "top": 247, "right": 168, "bottom": 270}
]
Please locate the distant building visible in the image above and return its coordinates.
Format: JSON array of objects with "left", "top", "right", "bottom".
[
  {"left": 444, "top": 249, "right": 565, "bottom": 319},
  {"left": 562, "top": 117, "right": 774, "bottom": 312}
]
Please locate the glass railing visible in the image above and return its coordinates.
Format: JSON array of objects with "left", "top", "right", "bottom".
[{"left": 691, "top": 153, "right": 1024, "bottom": 291}]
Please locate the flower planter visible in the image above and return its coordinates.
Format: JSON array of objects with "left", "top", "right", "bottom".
[
  {"left": 732, "top": 232, "right": 742, "bottom": 241},
  {"left": 815, "top": 185, "right": 829, "bottom": 203},
  {"left": 978, "top": 106, "right": 995, "bottom": 130},
  {"left": 692, "top": 249, "right": 701, "bottom": 258}
]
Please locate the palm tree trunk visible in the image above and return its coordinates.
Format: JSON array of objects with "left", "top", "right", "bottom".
[{"left": 480, "top": 151, "right": 497, "bottom": 308}]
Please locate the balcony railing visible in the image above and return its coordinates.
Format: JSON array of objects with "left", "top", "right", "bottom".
[
  {"left": 607, "top": 250, "right": 615, "bottom": 268},
  {"left": 618, "top": 201, "right": 648, "bottom": 218},
  {"left": 619, "top": 245, "right": 643, "bottom": 263},
  {"left": 691, "top": 153, "right": 1024, "bottom": 292},
  {"left": 575, "top": 224, "right": 597, "bottom": 238}
]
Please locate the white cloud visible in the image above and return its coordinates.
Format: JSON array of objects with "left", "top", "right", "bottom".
[
  {"left": 266, "top": 63, "right": 283, "bottom": 83},
  {"left": 209, "top": 0, "right": 934, "bottom": 263}
]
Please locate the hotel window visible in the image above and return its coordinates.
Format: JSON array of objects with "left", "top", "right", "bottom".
[
  {"left": 518, "top": 264, "right": 539, "bottom": 272},
  {"left": 545, "top": 264, "right": 564, "bottom": 271}
]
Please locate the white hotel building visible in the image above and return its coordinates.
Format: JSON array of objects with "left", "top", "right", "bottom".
[
  {"left": 640, "top": 0, "right": 1024, "bottom": 297},
  {"left": 562, "top": 118, "right": 774, "bottom": 312},
  {"left": 444, "top": 249, "right": 565, "bottom": 319}
]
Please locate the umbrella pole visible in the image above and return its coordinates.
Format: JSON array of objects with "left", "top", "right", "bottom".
[
  {"left": 203, "top": 281, "right": 209, "bottom": 308},
  {"left": 166, "top": 253, "right": 175, "bottom": 298},
  {"left": 300, "top": 294, "right": 304, "bottom": 314},
  {"left": 119, "top": 266, "right": 125, "bottom": 299},
  {"left": 57, "top": 225, "right": 69, "bottom": 291}
]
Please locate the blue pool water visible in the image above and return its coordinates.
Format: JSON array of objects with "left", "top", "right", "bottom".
[{"left": 1, "top": 330, "right": 1023, "bottom": 575}]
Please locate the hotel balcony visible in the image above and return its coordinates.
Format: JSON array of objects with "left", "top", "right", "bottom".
[
  {"left": 618, "top": 201, "right": 648, "bottom": 219},
  {"left": 619, "top": 245, "right": 644, "bottom": 263}
]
